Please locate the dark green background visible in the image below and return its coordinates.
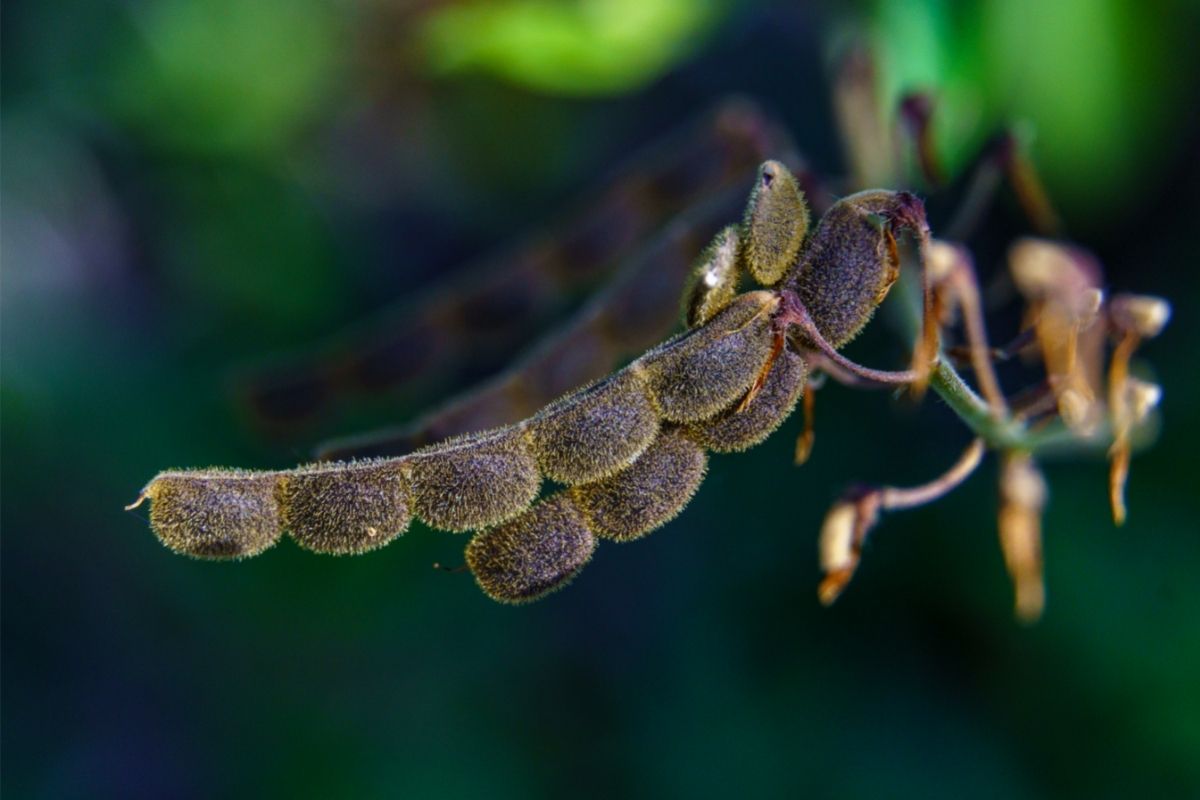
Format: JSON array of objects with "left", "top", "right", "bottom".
[{"left": 3, "top": 1, "right": 1198, "bottom": 797}]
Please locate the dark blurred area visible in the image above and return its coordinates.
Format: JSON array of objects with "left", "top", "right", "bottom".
[{"left": 3, "top": 1, "right": 1199, "bottom": 797}]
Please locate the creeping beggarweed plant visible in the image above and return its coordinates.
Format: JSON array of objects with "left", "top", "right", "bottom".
[{"left": 127, "top": 57, "right": 1170, "bottom": 622}]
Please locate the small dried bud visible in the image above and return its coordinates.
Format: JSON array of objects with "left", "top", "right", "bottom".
[
  {"left": 1080, "top": 288, "right": 1105, "bottom": 318},
  {"left": 1107, "top": 376, "right": 1162, "bottom": 526},
  {"left": 925, "top": 239, "right": 959, "bottom": 283},
  {"left": 817, "top": 494, "right": 878, "bottom": 605},
  {"left": 1125, "top": 378, "right": 1162, "bottom": 423},
  {"left": 1057, "top": 388, "right": 1099, "bottom": 435},
  {"left": 1009, "top": 238, "right": 1102, "bottom": 319},
  {"left": 998, "top": 453, "right": 1048, "bottom": 622},
  {"left": 1110, "top": 294, "right": 1171, "bottom": 339},
  {"left": 1010, "top": 238, "right": 1107, "bottom": 434}
]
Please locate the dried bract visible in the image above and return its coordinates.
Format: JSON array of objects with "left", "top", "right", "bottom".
[{"left": 998, "top": 453, "right": 1048, "bottom": 623}]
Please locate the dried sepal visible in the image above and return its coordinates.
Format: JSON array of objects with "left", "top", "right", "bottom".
[
  {"left": 1109, "top": 294, "right": 1171, "bottom": 339},
  {"left": 1009, "top": 239, "right": 1106, "bottom": 434},
  {"left": 1104, "top": 293, "right": 1170, "bottom": 525},
  {"left": 816, "top": 493, "right": 879, "bottom": 605},
  {"left": 998, "top": 452, "right": 1047, "bottom": 622},
  {"left": 1107, "top": 374, "right": 1164, "bottom": 526},
  {"left": 793, "top": 380, "right": 816, "bottom": 465},
  {"left": 924, "top": 240, "right": 1007, "bottom": 415},
  {"left": 818, "top": 439, "right": 985, "bottom": 605}
]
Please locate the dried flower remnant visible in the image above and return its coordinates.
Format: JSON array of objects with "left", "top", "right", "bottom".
[
  {"left": 1009, "top": 239, "right": 1106, "bottom": 434},
  {"left": 1106, "top": 294, "right": 1170, "bottom": 524},
  {"left": 998, "top": 452, "right": 1048, "bottom": 622},
  {"left": 817, "top": 439, "right": 985, "bottom": 606}
]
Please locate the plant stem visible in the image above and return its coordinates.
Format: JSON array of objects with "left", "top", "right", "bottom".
[{"left": 928, "top": 359, "right": 1110, "bottom": 453}]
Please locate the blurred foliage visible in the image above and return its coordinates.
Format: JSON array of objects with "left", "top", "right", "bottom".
[
  {"left": 421, "top": 0, "right": 726, "bottom": 94},
  {"left": 111, "top": 0, "right": 341, "bottom": 155},
  {"left": 868, "top": 0, "right": 1187, "bottom": 215},
  {"left": 2, "top": 0, "right": 1199, "bottom": 798}
]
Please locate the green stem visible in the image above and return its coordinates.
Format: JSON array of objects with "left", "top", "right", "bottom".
[{"left": 928, "top": 359, "right": 1111, "bottom": 454}]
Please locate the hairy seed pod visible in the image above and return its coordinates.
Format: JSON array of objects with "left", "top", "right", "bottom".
[
  {"left": 142, "top": 471, "right": 283, "bottom": 559},
  {"left": 281, "top": 462, "right": 410, "bottom": 555},
  {"left": 528, "top": 371, "right": 660, "bottom": 485},
  {"left": 406, "top": 427, "right": 540, "bottom": 532},
  {"left": 742, "top": 160, "right": 810, "bottom": 287},
  {"left": 682, "top": 225, "right": 742, "bottom": 328},
  {"left": 465, "top": 494, "right": 596, "bottom": 603},
  {"left": 787, "top": 190, "right": 922, "bottom": 347},
  {"left": 640, "top": 291, "right": 777, "bottom": 423},
  {"left": 689, "top": 348, "right": 806, "bottom": 452},
  {"left": 570, "top": 429, "right": 707, "bottom": 542}
]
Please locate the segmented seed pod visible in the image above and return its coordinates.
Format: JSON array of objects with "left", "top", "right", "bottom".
[
  {"left": 682, "top": 225, "right": 742, "bottom": 328},
  {"left": 640, "top": 291, "right": 777, "bottom": 422},
  {"left": 742, "top": 160, "right": 810, "bottom": 286},
  {"left": 788, "top": 190, "right": 920, "bottom": 347},
  {"left": 570, "top": 428, "right": 707, "bottom": 542},
  {"left": 406, "top": 427, "right": 540, "bottom": 532},
  {"left": 142, "top": 471, "right": 283, "bottom": 559},
  {"left": 689, "top": 348, "right": 806, "bottom": 452},
  {"left": 465, "top": 494, "right": 596, "bottom": 603},
  {"left": 528, "top": 370, "right": 660, "bottom": 485},
  {"left": 281, "top": 461, "right": 410, "bottom": 555}
]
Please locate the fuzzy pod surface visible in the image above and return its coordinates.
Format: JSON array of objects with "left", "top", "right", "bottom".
[
  {"left": 787, "top": 190, "right": 918, "bottom": 347},
  {"left": 689, "top": 348, "right": 806, "bottom": 453},
  {"left": 282, "top": 462, "right": 410, "bottom": 555},
  {"left": 528, "top": 370, "right": 660, "bottom": 486},
  {"left": 741, "top": 160, "right": 810, "bottom": 287},
  {"left": 406, "top": 427, "right": 541, "bottom": 532},
  {"left": 640, "top": 291, "right": 777, "bottom": 423},
  {"left": 570, "top": 428, "right": 707, "bottom": 542},
  {"left": 466, "top": 494, "right": 596, "bottom": 603},
  {"left": 143, "top": 471, "right": 283, "bottom": 559}
]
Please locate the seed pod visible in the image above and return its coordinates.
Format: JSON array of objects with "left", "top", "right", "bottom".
[
  {"left": 406, "top": 427, "right": 540, "bottom": 532},
  {"left": 282, "top": 462, "right": 410, "bottom": 555},
  {"left": 742, "top": 160, "right": 810, "bottom": 286},
  {"left": 788, "top": 190, "right": 922, "bottom": 347},
  {"left": 142, "top": 471, "right": 283, "bottom": 559},
  {"left": 689, "top": 348, "right": 806, "bottom": 452},
  {"left": 641, "top": 291, "right": 777, "bottom": 422},
  {"left": 465, "top": 495, "right": 596, "bottom": 603},
  {"left": 528, "top": 371, "right": 660, "bottom": 485},
  {"left": 571, "top": 428, "right": 707, "bottom": 542},
  {"left": 682, "top": 225, "right": 742, "bottom": 328}
]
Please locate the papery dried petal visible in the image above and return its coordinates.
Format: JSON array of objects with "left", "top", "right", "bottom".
[
  {"left": 817, "top": 500, "right": 871, "bottom": 605},
  {"left": 1110, "top": 294, "right": 1171, "bottom": 339},
  {"left": 998, "top": 453, "right": 1047, "bottom": 622}
]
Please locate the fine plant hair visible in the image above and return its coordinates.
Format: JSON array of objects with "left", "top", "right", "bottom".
[
  {"left": 132, "top": 289, "right": 787, "bottom": 564},
  {"left": 131, "top": 85, "right": 1171, "bottom": 620},
  {"left": 132, "top": 171, "right": 943, "bottom": 603}
]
